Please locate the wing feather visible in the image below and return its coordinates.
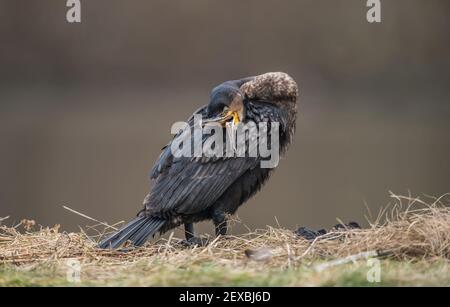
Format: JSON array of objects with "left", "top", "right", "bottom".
[{"left": 144, "top": 85, "right": 286, "bottom": 217}]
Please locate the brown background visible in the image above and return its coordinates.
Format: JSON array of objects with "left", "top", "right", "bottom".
[{"left": 1, "top": 0, "right": 449, "bottom": 237}]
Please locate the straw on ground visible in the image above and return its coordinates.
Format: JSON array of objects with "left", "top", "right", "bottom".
[{"left": 0, "top": 193, "right": 449, "bottom": 286}]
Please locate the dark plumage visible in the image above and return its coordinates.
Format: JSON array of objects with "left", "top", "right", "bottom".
[{"left": 98, "top": 72, "right": 299, "bottom": 249}]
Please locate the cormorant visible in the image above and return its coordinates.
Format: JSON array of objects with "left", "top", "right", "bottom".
[{"left": 98, "top": 72, "right": 298, "bottom": 248}]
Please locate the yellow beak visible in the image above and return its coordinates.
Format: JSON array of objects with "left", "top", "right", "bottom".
[
  {"left": 226, "top": 111, "right": 240, "bottom": 125},
  {"left": 203, "top": 111, "right": 240, "bottom": 127}
]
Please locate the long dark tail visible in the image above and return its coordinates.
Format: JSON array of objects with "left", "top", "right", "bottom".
[{"left": 97, "top": 216, "right": 165, "bottom": 249}]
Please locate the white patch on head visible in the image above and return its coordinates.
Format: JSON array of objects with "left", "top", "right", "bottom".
[{"left": 240, "top": 72, "right": 298, "bottom": 102}]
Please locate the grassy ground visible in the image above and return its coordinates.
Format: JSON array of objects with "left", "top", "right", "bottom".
[
  {"left": 1, "top": 194, "right": 449, "bottom": 287},
  {"left": 0, "top": 258, "right": 449, "bottom": 287}
]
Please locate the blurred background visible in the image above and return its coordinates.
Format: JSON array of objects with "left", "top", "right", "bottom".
[{"left": 1, "top": 0, "right": 449, "bottom": 236}]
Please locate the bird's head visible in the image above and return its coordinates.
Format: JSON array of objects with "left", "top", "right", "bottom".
[
  {"left": 204, "top": 72, "right": 298, "bottom": 127},
  {"left": 239, "top": 72, "right": 298, "bottom": 112},
  {"left": 205, "top": 83, "right": 245, "bottom": 126}
]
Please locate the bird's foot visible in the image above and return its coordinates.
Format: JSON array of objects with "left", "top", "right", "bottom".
[{"left": 181, "top": 236, "right": 210, "bottom": 247}]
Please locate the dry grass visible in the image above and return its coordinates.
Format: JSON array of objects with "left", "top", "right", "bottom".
[{"left": 0, "top": 193, "right": 449, "bottom": 286}]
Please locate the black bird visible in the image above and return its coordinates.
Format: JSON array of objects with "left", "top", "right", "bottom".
[{"left": 98, "top": 72, "right": 298, "bottom": 249}]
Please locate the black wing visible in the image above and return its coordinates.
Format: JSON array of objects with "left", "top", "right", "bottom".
[{"left": 144, "top": 106, "right": 259, "bottom": 216}]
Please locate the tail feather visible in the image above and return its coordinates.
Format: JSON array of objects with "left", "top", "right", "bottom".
[
  {"left": 96, "top": 217, "right": 143, "bottom": 248},
  {"left": 97, "top": 216, "right": 165, "bottom": 249},
  {"left": 132, "top": 218, "right": 164, "bottom": 246},
  {"left": 105, "top": 217, "right": 148, "bottom": 248}
]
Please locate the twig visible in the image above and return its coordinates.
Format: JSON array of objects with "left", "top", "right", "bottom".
[
  {"left": 313, "top": 250, "right": 393, "bottom": 272},
  {"left": 62, "top": 205, "right": 119, "bottom": 231}
]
